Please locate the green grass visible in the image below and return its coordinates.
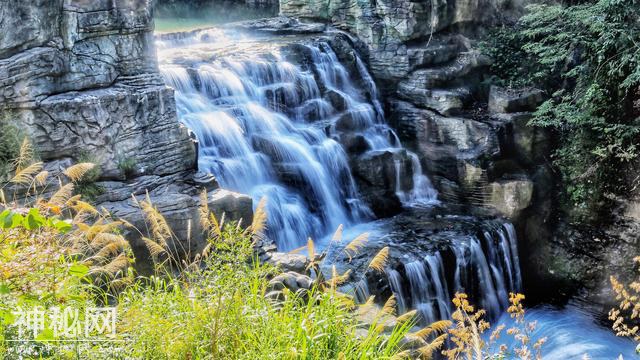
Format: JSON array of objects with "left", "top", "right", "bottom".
[
  {"left": 109, "top": 226, "right": 413, "bottom": 359},
  {"left": 0, "top": 219, "right": 415, "bottom": 359}
]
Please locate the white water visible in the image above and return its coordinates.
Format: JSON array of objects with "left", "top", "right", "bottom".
[
  {"left": 493, "top": 306, "right": 637, "bottom": 359},
  {"left": 388, "top": 223, "right": 522, "bottom": 324},
  {"left": 157, "top": 28, "right": 437, "bottom": 250}
]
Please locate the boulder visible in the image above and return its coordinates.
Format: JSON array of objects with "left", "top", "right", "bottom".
[
  {"left": 207, "top": 189, "right": 254, "bottom": 226},
  {"left": 486, "top": 178, "right": 534, "bottom": 219},
  {"left": 353, "top": 150, "right": 414, "bottom": 193},
  {"left": 266, "top": 252, "right": 310, "bottom": 274},
  {"left": 325, "top": 89, "right": 349, "bottom": 112},
  {"left": 351, "top": 149, "right": 415, "bottom": 217},
  {"left": 488, "top": 86, "right": 545, "bottom": 114},
  {"left": 339, "top": 134, "right": 371, "bottom": 155},
  {"left": 267, "top": 271, "right": 315, "bottom": 294}
]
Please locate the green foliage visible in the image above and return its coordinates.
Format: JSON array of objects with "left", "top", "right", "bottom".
[
  {"left": 482, "top": 0, "right": 640, "bottom": 221},
  {"left": 111, "top": 227, "right": 412, "bottom": 359},
  {"left": 0, "top": 208, "right": 71, "bottom": 233},
  {"left": 75, "top": 152, "right": 104, "bottom": 201},
  {"left": 117, "top": 156, "right": 137, "bottom": 180},
  {"left": 0, "top": 121, "right": 25, "bottom": 179}
]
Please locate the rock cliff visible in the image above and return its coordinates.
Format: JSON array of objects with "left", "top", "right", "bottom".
[
  {"left": 0, "top": 0, "right": 252, "bottom": 267},
  {"left": 280, "top": 0, "right": 524, "bottom": 87}
]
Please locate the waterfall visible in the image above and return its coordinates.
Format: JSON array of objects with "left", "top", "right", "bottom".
[
  {"left": 386, "top": 268, "right": 408, "bottom": 315},
  {"left": 389, "top": 222, "right": 522, "bottom": 323},
  {"left": 157, "top": 29, "right": 438, "bottom": 250}
]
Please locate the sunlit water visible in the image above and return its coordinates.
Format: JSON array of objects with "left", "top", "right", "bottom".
[
  {"left": 157, "top": 28, "right": 436, "bottom": 251},
  {"left": 493, "top": 305, "right": 636, "bottom": 359}
]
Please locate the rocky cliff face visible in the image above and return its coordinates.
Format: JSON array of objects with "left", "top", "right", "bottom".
[
  {"left": 280, "top": 0, "right": 524, "bottom": 87},
  {"left": 279, "top": 0, "right": 543, "bottom": 221},
  {"left": 0, "top": 0, "right": 252, "bottom": 267},
  {"left": 279, "top": 0, "right": 640, "bottom": 311}
]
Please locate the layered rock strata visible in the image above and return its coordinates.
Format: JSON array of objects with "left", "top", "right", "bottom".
[{"left": 0, "top": 1, "right": 252, "bottom": 266}]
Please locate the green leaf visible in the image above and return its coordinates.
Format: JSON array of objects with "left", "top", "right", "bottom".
[
  {"left": 0, "top": 283, "right": 10, "bottom": 294},
  {"left": 51, "top": 219, "right": 72, "bottom": 234},
  {"left": 0, "top": 309, "right": 15, "bottom": 325},
  {"left": 35, "top": 328, "right": 55, "bottom": 342},
  {"left": 24, "top": 208, "right": 45, "bottom": 230},
  {"left": 0, "top": 210, "right": 23, "bottom": 229},
  {"left": 68, "top": 264, "right": 89, "bottom": 278}
]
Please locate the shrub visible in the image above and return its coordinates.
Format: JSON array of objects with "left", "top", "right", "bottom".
[
  {"left": 117, "top": 157, "right": 137, "bottom": 180},
  {"left": 482, "top": 0, "right": 640, "bottom": 221},
  {"left": 0, "top": 122, "right": 27, "bottom": 180}
]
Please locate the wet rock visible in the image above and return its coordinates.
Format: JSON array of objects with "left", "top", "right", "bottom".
[
  {"left": 391, "top": 100, "right": 499, "bottom": 183},
  {"left": 325, "top": 89, "right": 349, "bottom": 112},
  {"left": 335, "top": 110, "right": 374, "bottom": 132},
  {"left": 353, "top": 150, "right": 413, "bottom": 192},
  {"left": 488, "top": 86, "right": 545, "bottom": 114},
  {"left": 339, "top": 134, "right": 371, "bottom": 155},
  {"left": 351, "top": 149, "right": 415, "bottom": 217}
]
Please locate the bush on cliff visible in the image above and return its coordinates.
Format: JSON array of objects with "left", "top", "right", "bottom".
[
  {"left": 0, "top": 121, "right": 25, "bottom": 180},
  {"left": 482, "top": 0, "right": 640, "bottom": 221}
]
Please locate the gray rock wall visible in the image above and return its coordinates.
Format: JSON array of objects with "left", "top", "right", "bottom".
[
  {"left": 0, "top": 0, "right": 254, "bottom": 270},
  {"left": 280, "top": 0, "right": 524, "bottom": 85},
  {"left": 0, "top": 0, "right": 195, "bottom": 178}
]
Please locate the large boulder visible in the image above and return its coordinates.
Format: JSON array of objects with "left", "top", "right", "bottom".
[
  {"left": 351, "top": 149, "right": 415, "bottom": 217},
  {"left": 488, "top": 86, "right": 545, "bottom": 114},
  {"left": 391, "top": 100, "right": 499, "bottom": 183},
  {"left": 486, "top": 178, "right": 534, "bottom": 219},
  {"left": 207, "top": 189, "right": 254, "bottom": 226}
]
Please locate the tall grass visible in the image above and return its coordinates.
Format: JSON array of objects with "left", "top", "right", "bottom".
[{"left": 0, "top": 149, "right": 550, "bottom": 359}]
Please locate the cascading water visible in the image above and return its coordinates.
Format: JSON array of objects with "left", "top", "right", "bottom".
[
  {"left": 157, "top": 28, "right": 437, "bottom": 250},
  {"left": 387, "top": 222, "right": 522, "bottom": 324}
]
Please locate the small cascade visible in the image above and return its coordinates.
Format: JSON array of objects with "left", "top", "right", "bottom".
[
  {"left": 352, "top": 278, "right": 372, "bottom": 304},
  {"left": 389, "top": 222, "right": 522, "bottom": 323},
  {"left": 157, "top": 29, "right": 438, "bottom": 250},
  {"left": 386, "top": 268, "right": 409, "bottom": 315}
]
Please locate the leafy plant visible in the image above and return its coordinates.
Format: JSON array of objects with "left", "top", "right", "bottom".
[
  {"left": 117, "top": 156, "right": 137, "bottom": 180},
  {"left": 482, "top": 0, "right": 640, "bottom": 221}
]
